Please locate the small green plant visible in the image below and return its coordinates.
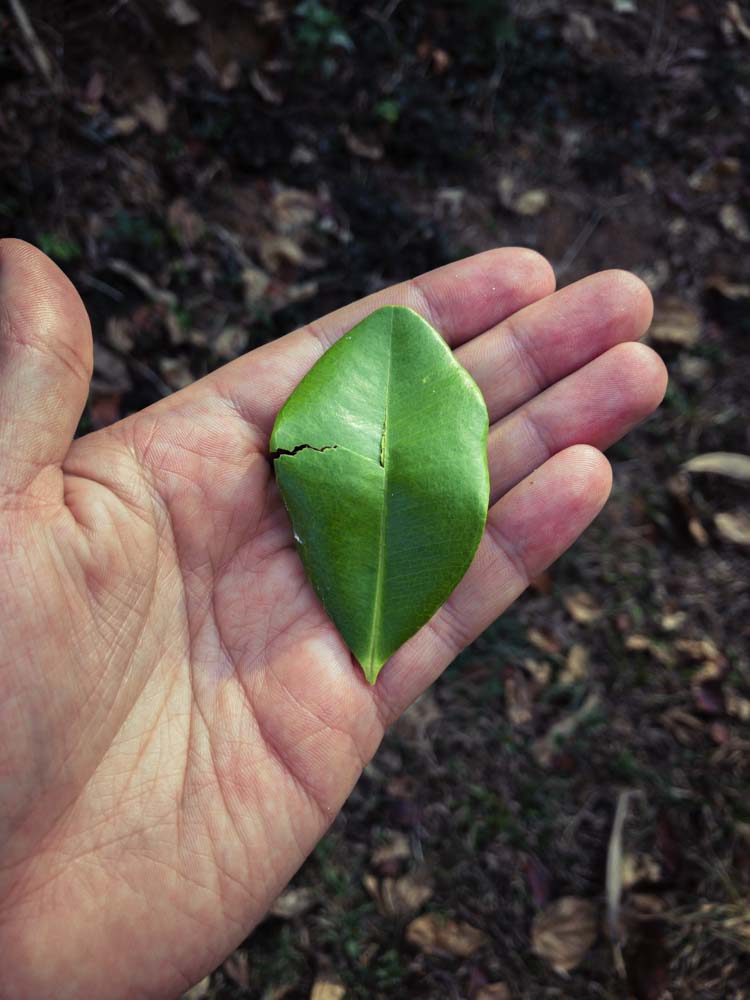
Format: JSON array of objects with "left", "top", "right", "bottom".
[
  {"left": 247, "top": 924, "right": 304, "bottom": 991},
  {"left": 456, "top": 784, "right": 523, "bottom": 850},
  {"left": 375, "top": 99, "right": 401, "bottom": 125},
  {"left": 313, "top": 835, "right": 352, "bottom": 897},
  {"left": 38, "top": 232, "right": 82, "bottom": 262},
  {"left": 104, "top": 211, "right": 164, "bottom": 251},
  {"left": 294, "top": 1, "right": 354, "bottom": 52},
  {"left": 462, "top": 0, "right": 518, "bottom": 60},
  {"left": 0, "top": 194, "right": 20, "bottom": 219}
]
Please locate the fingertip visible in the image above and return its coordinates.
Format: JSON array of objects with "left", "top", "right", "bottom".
[
  {"left": 597, "top": 268, "right": 654, "bottom": 339},
  {"left": 606, "top": 340, "right": 669, "bottom": 415},
  {"left": 0, "top": 238, "right": 93, "bottom": 492},
  {"left": 557, "top": 443, "right": 613, "bottom": 509},
  {"left": 493, "top": 245, "right": 556, "bottom": 300},
  {"left": 0, "top": 237, "right": 93, "bottom": 378}
]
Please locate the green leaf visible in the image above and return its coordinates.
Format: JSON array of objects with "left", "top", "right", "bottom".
[{"left": 270, "top": 306, "right": 489, "bottom": 683}]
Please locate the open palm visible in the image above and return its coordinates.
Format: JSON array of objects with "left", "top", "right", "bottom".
[{"left": 0, "top": 239, "right": 665, "bottom": 999}]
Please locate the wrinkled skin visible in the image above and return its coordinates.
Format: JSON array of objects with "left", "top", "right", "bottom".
[{"left": 0, "top": 240, "right": 666, "bottom": 999}]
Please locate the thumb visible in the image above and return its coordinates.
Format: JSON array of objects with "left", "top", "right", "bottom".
[{"left": 0, "top": 239, "right": 93, "bottom": 497}]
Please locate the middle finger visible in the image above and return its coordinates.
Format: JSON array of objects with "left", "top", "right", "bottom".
[{"left": 454, "top": 269, "right": 654, "bottom": 425}]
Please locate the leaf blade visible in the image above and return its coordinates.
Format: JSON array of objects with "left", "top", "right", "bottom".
[{"left": 270, "top": 306, "right": 489, "bottom": 682}]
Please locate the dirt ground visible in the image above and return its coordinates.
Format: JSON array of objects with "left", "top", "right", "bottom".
[{"left": 1, "top": 1, "right": 749, "bottom": 998}]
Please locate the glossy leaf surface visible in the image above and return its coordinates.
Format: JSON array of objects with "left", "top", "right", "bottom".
[{"left": 270, "top": 306, "right": 489, "bottom": 683}]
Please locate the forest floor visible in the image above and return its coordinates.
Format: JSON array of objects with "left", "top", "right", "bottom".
[{"left": 1, "top": 2, "right": 749, "bottom": 998}]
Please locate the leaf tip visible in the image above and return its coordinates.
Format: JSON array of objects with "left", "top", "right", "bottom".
[{"left": 360, "top": 654, "right": 383, "bottom": 685}]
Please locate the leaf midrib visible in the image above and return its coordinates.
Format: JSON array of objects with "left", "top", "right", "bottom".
[{"left": 364, "top": 310, "right": 394, "bottom": 680}]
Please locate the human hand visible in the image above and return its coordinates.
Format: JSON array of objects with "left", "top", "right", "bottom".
[{"left": 0, "top": 239, "right": 665, "bottom": 998}]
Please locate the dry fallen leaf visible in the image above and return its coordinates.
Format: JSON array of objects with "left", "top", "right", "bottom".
[
  {"left": 105, "top": 315, "right": 135, "bottom": 353},
  {"left": 531, "top": 896, "right": 598, "bottom": 974},
  {"left": 269, "top": 886, "right": 317, "bottom": 919},
  {"left": 727, "top": 0, "right": 750, "bottom": 40},
  {"left": 661, "top": 706, "right": 705, "bottom": 746},
  {"left": 250, "top": 67, "right": 283, "bottom": 105},
  {"left": 241, "top": 264, "right": 271, "bottom": 307},
  {"left": 497, "top": 173, "right": 550, "bottom": 216},
  {"left": 524, "top": 657, "right": 552, "bottom": 688},
  {"left": 527, "top": 628, "right": 560, "bottom": 654},
  {"left": 134, "top": 93, "right": 170, "bottom": 134},
  {"left": 367, "top": 869, "right": 434, "bottom": 916},
  {"left": 683, "top": 452, "right": 750, "bottom": 482},
  {"left": 514, "top": 188, "right": 550, "bottom": 216},
  {"left": 430, "top": 47, "right": 452, "bottom": 73},
  {"left": 341, "top": 125, "right": 384, "bottom": 160},
  {"left": 562, "top": 590, "right": 602, "bottom": 625},
  {"left": 675, "top": 636, "right": 722, "bottom": 662},
  {"left": 310, "top": 979, "right": 346, "bottom": 1000},
  {"left": 165, "top": 0, "right": 200, "bottom": 25},
  {"left": 258, "top": 0, "right": 285, "bottom": 24},
  {"left": 272, "top": 187, "right": 319, "bottom": 234},
  {"left": 505, "top": 668, "right": 533, "bottom": 726},
  {"left": 406, "top": 914, "right": 486, "bottom": 957},
  {"left": 213, "top": 325, "right": 249, "bottom": 361},
  {"left": 258, "top": 234, "right": 322, "bottom": 273},
  {"left": 372, "top": 831, "right": 411, "bottom": 868},
  {"left": 560, "top": 644, "right": 590, "bottom": 685},
  {"left": 621, "top": 853, "right": 663, "bottom": 889},
  {"left": 111, "top": 114, "right": 139, "bottom": 136},
  {"left": 692, "top": 657, "right": 726, "bottom": 685},
  {"left": 180, "top": 976, "right": 212, "bottom": 1000},
  {"left": 727, "top": 692, "right": 750, "bottom": 722},
  {"left": 719, "top": 203, "right": 750, "bottom": 242},
  {"left": 475, "top": 985, "right": 511, "bottom": 1000},
  {"left": 649, "top": 299, "right": 701, "bottom": 347},
  {"left": 159, "top": 356, "right": 193, "bottom": 390},
  {"left": 284, "top": 280, "right": 319, "bottom": 305},
  {"left": 678, "top": 354, "right": 711, "bottom": 385},
  {"left": 629, "top": 893, "right": 668, "bottom": 915},
  {"left": 563, "top": 11, "right": 598, "bottom": 48},
  {"left": 660, "top": 611, "right": 687, "bottom": 632},
  {"left": 624, "top": 634, "right": 674, "bottom": 666},
  {"left": 168, "top": 197, "right": 204, "bottom": 248},
  {"left": 705, "top": 275, "right": 750, "bottom": 300},
  {"left": 222, "top": 950, "right": 251, "bottom": 987},
  {"left": 637, "top": 257, "right": 670, "bottom": 292},
  {"left": 714, "top": 511, "right": 750, "bottom": 547}
]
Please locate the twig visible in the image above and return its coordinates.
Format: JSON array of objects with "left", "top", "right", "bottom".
[
  {"left": 210, "top": 224, "right": 251, "bottom": 269},
  {"left": 606, "top": 789, "right": 637, "bottom": 978},
  {"left": 555, "top": 210, "right": 602, "bottom": 279},
  {"left": 7, "top": 0, "right": 59, "bottom": 92},
  {"left": 106, "top": 258, "right": 178, "bottom": 308},
  {"left": 381, "top": 0, "right": 403, "bottom": 20},
  {"left": 128, "top": 358, "right": 172, "bottom": 398},
  {"left": 645, "top": 0, "right": 667, "bottom": 74},
  {"left": 78, "top": 273, "right": 125, "bottom": 302}
]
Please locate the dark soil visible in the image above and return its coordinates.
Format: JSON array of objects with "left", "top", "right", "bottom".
[{"left": 1, "top": 2, "right": 749, "bottom": 998}]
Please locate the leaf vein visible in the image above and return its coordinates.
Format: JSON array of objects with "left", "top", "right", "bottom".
[{"left": 365, "top": 310, "right": 394, "bottom": 680}]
